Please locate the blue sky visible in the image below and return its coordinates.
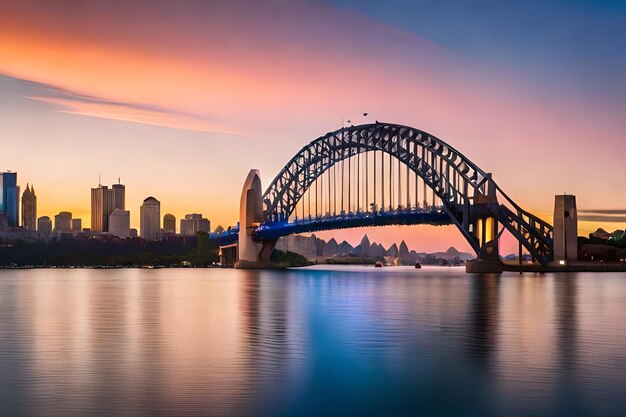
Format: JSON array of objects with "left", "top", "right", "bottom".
[{"left": 327, "top": 0, "right": 626, "bottom": 104}]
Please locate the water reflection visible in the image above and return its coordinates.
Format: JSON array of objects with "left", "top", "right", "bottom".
[
  {"left": 0, "top": 267, "right": 624, "bottom": 417},
  {"left": 467, "top": 274, "right": 500, "bottom": 366}
]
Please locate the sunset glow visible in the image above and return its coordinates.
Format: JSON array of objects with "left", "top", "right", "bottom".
[{"left": 1, "top": 0, "right": 624, "bottom": 252}]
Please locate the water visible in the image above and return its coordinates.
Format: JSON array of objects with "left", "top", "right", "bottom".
[{"left": 0, "top": 266, "right": 625, "bottom": 417}]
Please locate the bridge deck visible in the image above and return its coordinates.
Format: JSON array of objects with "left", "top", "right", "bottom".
[{"left": 254, "top": 209, "right": 452, "bottom": 240}]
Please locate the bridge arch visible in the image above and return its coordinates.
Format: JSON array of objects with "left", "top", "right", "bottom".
[{"left": 258, "top": 123, "right": 553, "bottom": 267}]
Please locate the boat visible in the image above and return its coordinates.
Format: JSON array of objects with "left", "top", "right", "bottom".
[
  {"left": 374, "top": 261, "right": 383, "bottom": 268},
  {"left": 415, "top": 262, "right": 422, "bottom": 269}
]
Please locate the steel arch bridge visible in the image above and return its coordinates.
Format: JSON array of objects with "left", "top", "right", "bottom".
[{"left": 227, "top": 122, "right": 554, "bottom": 269}]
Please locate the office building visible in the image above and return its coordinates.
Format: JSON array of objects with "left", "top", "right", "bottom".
[
  {"left": 71, "top": 218, "right": 82, "bottom": 232},
  {"left": 180, "top": 213, "right": 210, "bottom": 236},
  {"left": 140, "top": 197, "right": 160, "bottom": 241},
  {"left": 109, "top": 209, "right": 131, "bottom": 238},
  {"left": 54, "top": 211, "right": 72, "bottom": 233},
  {"left": 37, "top": 216, "right": 52, "bottom": 240},
  {"left": 21, "top": 184, "right": 37, "bottom": 230},
  {"left": 91, "top": 184, "right": 112, "bottom": 232},
  {"left": 163, "top": 213, "right": 176, "bottom": 234},
  {"left": 0, "top": 171, "right": 19, "bottom": 227},
  {"left": 111, "top": 181, "right": 125, "bottom": 210},
  {"left": 91, "top": 180, "right": 125, "bottom": 232}
]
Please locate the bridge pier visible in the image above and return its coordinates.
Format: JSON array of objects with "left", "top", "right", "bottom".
[
  {"left": 235, "top": 169, "right": 279, "bottom": 269},
  {"left": 466, "top": 177, "right": 503, "bottom": 273}
]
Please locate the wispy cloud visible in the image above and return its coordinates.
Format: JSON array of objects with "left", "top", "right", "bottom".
[
  {"left": 579, "top": 215, "right": 626, "bottom": 223},
  {"left": 579, "top": 209, "right": 626, "bottom": 215},
  {"left": 2, "top": 73, "right": 240, "bottom": 135}
]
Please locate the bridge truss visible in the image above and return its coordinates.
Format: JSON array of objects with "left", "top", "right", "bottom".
[{"left": 259, "top": 123, "right": 554, "bottom": 266}]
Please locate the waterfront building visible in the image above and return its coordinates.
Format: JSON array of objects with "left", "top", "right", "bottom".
[
  {"left": 140, "top": 197, "right": 160, "bottom": 241},
  {"left": 21, "top": 183, "right": 37, "bottom": 230},
  {"left": 163, "top": 213, "right": 176, "bottom": 234},
  {"left": 0, "top": 171, "right": 19, "bottom": 227},
  {"left": 71, "top": 218, "right": 82, "bottom": 231},
  {"left": 111, "top": 181, "right": 125, "bottom": 210},
  {"left": 180, "top": 213, "right": 210, "bottom": 236},
  {"left": 91, "top": 184, "right": 112, "bottom": 232},
  {"left": 109, "top": 209, "right": 131, "bottom": 238},
  {"left": 54, "top": 211, "right": 72, "bottom": 233},
  {"left": 37, "top": 216, "right": 52, "bottom": 240},
  {"left": 91, "top": 180, "right": 125, "bottom": 232}
]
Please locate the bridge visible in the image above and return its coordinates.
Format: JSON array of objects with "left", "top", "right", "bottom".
[{"left": 217, "top": 122, "right": 559, "bottom": 272}]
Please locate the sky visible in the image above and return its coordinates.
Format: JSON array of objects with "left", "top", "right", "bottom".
[{"left": 1, "top": 0, "right": 625, "bottom": 253}]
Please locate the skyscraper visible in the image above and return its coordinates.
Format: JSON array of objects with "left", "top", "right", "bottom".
[
  {"left": 91, "top": 180, "right": 125, "bottom": 232},
  {"left": 0, "top": 171, "right": 19, "bottom": 227},
  {"left": 111, "top": 181, "right": 125, "bottom": 210},
  {"left": 71, "top": 218, "right": 82, "bottom": 232},
  {"left": 140, "top": 197, "right": 160, "bottom": 241},
  {"left": 21, "top": 183, "right": 37, "bottom": 231},
  {"left": 163, "top": 213, "right": 176, "bottom": 234},
  {"left": 37, "top": 216, "right": 52, "bottom": 240},
  {"left": 91, "top": 184, "right": 112, "bottom": 232},
  {"left": 54, "top": 211, "right": 72, "bottom": 233},
  {"left": 109, "top": 209, "right": 131, "bottom": 238}
]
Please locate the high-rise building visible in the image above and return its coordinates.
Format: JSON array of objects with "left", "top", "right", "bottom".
[
  {"left": 71, "top": 218, "right": 82, "bottom": 232},
  {"left": 111, "top": 181, "right": 125, "bottom": 210},
  {"left": 21, "top": 183, "right": 37, "bottom": 231},
  {"left": 0, "top": 171, "right": 19, "bottom": 227},
  {"left": 91, "top": 184, "right": 112, "bottom": 232},
  {"left": 140, "top": 197, "right": 160, "bottom": 241},
  {"left": 163, "top": 213, "right": 176, "bottom": 234},
  {"left": 54, "top": 211, "right": 72, "bottom": 233},
  {"left": 180, "top": 213, "right": 211, "bottom": 236},
  {"left": 109, "top": 209, "right": 131, "bottom": 238},
  {"left": 91, "top": 180, "right": 125, "bottom": 232},
  {"left": 37, "top": 216, "right": 52, "bottom": 240}
]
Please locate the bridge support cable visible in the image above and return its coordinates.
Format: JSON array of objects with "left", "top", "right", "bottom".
[
  {"left": 387, "top": 145, "right": 391, "bottom": 210},
  {"left": 380, "top": 144, "right": 385, "bottom": 210},
  {"left": 398, "top": 134, "right": 402, "bottom": 209},
  {"left": 406, "top": 136, "right": 410, "bottom": 209},
  {"left": 314, "top": 153, "right": 319, "bottom": 217},
  {"left": 372, "top": 151, "right": 378, "bottom": 211},
  {"left": 347, "top": 151, "right": 351, "bottom": 213},
  {"left": 407, "top": 142, "right": 420, "bottom": 209},
  {"left": 357, "top": 141, "right": 360, "bottom": 212}
]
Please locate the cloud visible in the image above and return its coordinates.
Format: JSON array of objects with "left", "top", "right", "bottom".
[
  {"left": 1, "top": 73, "right": 240, "bottom": 135},
  {"left": 579, "top": 209, "right": 626, "bottom": 215},
  {"left": 579, "top": 215, "right": 626, "bottom": 223}
]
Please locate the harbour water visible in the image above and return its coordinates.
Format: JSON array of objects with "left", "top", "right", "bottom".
[{"left": 0, "top": 266, "right": 625, "bottom": 417}]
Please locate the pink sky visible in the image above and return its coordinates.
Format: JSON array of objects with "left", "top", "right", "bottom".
[{"left": 0, "top": 1, "right": 624, "bottom": 253}]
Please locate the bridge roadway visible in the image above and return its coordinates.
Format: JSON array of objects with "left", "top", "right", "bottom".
[{"left": 210, "top": 207, "right": 451, "bottom": 245}]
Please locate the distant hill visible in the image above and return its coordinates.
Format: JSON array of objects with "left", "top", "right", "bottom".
[
  {"left": 276, "top": 234, "right": 475, "bottom": 263},
  {"left": 428, "top": 247, "right": 474, "bottom": 261}
]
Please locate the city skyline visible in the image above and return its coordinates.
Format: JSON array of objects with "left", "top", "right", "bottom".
[{"left": 1, "top": 0, "right": 625, "bottom": 252}]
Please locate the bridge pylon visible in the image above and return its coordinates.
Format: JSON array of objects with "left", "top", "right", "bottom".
[
  {"left": 235, "top": 169, "right": 277, "bottom": 269},
  {"left": 466, "top": 176, "right": 504, "bottom": 272}
]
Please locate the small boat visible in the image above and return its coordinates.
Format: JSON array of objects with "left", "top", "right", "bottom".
[
  {"left": 415, "top": 262, "right": 422, "bottom": 269},
  {"left": 374, "top": 261, "right": 383, "bottom": 268}
]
